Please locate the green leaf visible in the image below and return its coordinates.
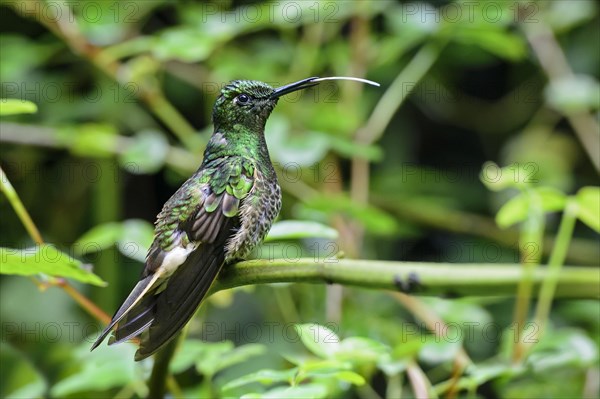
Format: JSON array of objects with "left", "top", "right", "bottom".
[
  {"left": 480, "top": 161, "right": 541, "bottom": 191},
  {"left": 51, "top": 342, "right": 140, "bottom": 397},
  {"left": 496, "top": 188, "right": 566, "bottom": 229},
  {"left": 199, "top": 344, "right": 267, "bottom": 376},
  {"left": 377, "top": 354, "right": 408, "bottom": 377},
  {"left": 294, "top": 324, "right": 340, "bottom": 359},
  {"left": 301, "top": 359, "right": 351, "bottom": 373},
  {"left": 297, "top": 356, "right": 365, "bottom": 383},
  {"left": 299, "top": 194, "right": 398, "bottom": 236},
  {"left": 153, "top": 27, "right": 228, "bottom": 62},
  {"left": 418, "top": 336, "right": 462, "bottom": 365},
  {"left": 450, "top": 28, "right": 527, "bottom": 61},
  {"left": 327, "top": 370, "right": 365, "bottom": 385},
  {"left": 575, "top": 186, "right": 600, "bottom": 232},
  {"left": 1, "top": 343, "right": 47, "bottom": 399},
  {"left": 119, "top": 219, "right": 154, "bottom": 262},
  {"left": 60, "top": 124, "right": 118, "bottom": 158},
  {"left": 222, "top": 368, "right": 297, "bottom": 391},
  {"left": 532, "top": 187, "right": 566, "bottom": 212},
  {"left": 119, "top": 130, "right": 169, "bottom": 174},
  {"left": 267, "top": 116, "right": 330, "bottom": 166},
  {"left": 174, "top": 341, "right": 265, "bottom": 378},
  {"left": 170, "top": 340, "right": 233, "bottom": 374},
  {"left": 495, "top": 194, "right": 529, "bottom": 228},
  {"left": 74, "top": 219, "right": 154, "bottom": 263},
  {"left": 254, "top": 383, "right": 329, "bottom": 399},
  {"left": 466, "top": 362, "right": 516, "bottom": 386},
  {"left": 0, "top": 99, "right": 37, "bottom": 116},
  {"left": 528, "top": 328, "right": 599, "bottom": 372},
  {"left": 390, "top": 339, "right": 423, "bottom": 360},
  {"left": 546, "top": 0, "right": 598, "bottom": 32},
  {"left": 0, "top": 245, "right": 106, "bottom": 286},
  {"left": 545, "top": 75, "right": 600, "bottom": 114},
  {"left": 302, "top": 365, "right": 366, "bottom": 386},
  {"left": 421, "top": 297, "right": 492, "bottom": 325},
  {"left": 264, "top": 220, "right": 339, "bottom": 242},
  {"left": 334, "top": 337, "right": 389, "bottom": 363},
  {"left": 74, "top": 222, "right": 124, "bottom": 255},
  {"left": 324, "top": 134, "right": 383, "bottom": 161}
]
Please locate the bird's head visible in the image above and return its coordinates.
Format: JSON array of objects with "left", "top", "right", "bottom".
[{"left": 212, "top": 78, "right": 319, "bottom": 132}]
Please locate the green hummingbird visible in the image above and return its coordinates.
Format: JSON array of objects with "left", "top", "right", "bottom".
[{"left": 91, "top": 76, "right": 379, "bottom": 360}]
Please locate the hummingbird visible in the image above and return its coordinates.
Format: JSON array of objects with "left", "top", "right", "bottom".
[{"left": 91, "top": 76, "right": 379, "bottom": 360}]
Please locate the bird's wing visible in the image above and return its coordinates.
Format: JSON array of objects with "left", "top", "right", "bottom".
[{"left": 91, "top": 157, "right": 256, "bottom": 360}]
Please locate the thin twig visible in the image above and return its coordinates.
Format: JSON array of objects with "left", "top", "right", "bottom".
[
  {"left": 530, "top": 200, "right": 578, "bottom": 344},
  {"left": 356, "top": 40, "right": 447, "bottom": 146},
  {"left": 511, "top": 189, "right": 545, "bottom": 363},
  {"left": 407, "top": 360, "right": 435, "bottom": 399},
  {"left": 0, "top": 168, "right": 44, "bottom": 244},
  {"left": 392, "top": 293, "right": 472, "bottom": 370},
  {"left": 522, "top": 19, "right": 600, "bottom": 171},
  {"left": 57, "top": 279, "right": 111, "bottom": 325},
  {"left": 10, "top": 1, "right": 199, "bottom": 150}
]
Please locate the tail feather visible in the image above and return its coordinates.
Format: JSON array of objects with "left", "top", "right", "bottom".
[
  {"left": 134, "top": 246, "right": 225, "bottom": 360},
  {"left": 108, "top": 296, "right": 157, "bottom": 345},
  {"left": 90, "top": 274, "right": 161, "bottom": 351},
  {"left": 110, "top": 320, "right": 153, "bottom": 346}
]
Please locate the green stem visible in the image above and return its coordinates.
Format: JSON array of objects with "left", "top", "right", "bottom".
[
  {"left": 357, "top": 39, "right": 447, "bottom": 145},
  {"left": 273, "top": 286, "right": 301, "bottom": 323},
  {"left": 92, "top": 160, "right": 121, "bottom": 312},
  {"left": 1, "top": 167, "right": 112, "bottom": 324},
  {"left": 0, "top": 167, "right": 44, "bottom": 245},
  {"left": 512, "top": 189, "right": 545, "bottom": 363},
  {"left": 406, "top": 360, "right": 437, "bottom": 399},
  {"left": 386, "top": 373, "right": 403, "bottom": 399},
  {"left": 147, "top": 333, "right": 183, "bottom": 399},
  {"left": 212, "top": 259, "right": 599, "bottom": 299},
  {"left": 531, "top": 200, "right": 578, "bottom": 341},
  {"left": 523, "top": 21, "right": 600, "bottom": 171},
  {"left": 142, "top": 92, "right": 200, "bottom": 151}
]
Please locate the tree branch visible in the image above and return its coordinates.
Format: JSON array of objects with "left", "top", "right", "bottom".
[{"left": 212, "top": 259, "right": 599, "bottom": 299}]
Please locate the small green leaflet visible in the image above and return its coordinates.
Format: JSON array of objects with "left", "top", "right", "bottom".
[
  {"left": 575, "top": 186, "right": 600, "bottom": 232},
  {"left": 0, "top": 99, "right": 37, "bottom": 115},
  {"left": 0, "top": 244, "right": 106, "bottom": 286},
  {"left": 264, "top": 220, "right": 338, "bottom": 242},
  {"left": 496, "top": 187, "right": 566, "bottom": 229}
]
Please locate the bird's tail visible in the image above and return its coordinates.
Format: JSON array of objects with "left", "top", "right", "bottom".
[
  {"left": 134, "top": 246, "right": 225, "bottom": 360},
  {"left": 90, "top": 244, "right": 225, "bottom": 360},
  {"left": 90, "top": 272, "right": 164, "bottom": 351}
]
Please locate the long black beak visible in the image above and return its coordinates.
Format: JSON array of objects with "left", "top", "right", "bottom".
[
  {"left": 271, "top": 76, "right": 380, "bottom": 99},
  {"left": 270, "top": 77, "right": 320, "bottom": 99}
]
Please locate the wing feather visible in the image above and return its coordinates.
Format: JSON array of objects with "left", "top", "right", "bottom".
[{"left": 91, "top": 157, "right": 257, "bottom": 359}]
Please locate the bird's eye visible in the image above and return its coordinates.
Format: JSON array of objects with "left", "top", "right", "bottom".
[{"left": 235, "top": 94, "right": 250, "bottom": 105}]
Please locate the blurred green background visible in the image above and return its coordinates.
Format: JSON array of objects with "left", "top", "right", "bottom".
[{"left": 1, "top": 1, "right": 599, "bottom": 398}]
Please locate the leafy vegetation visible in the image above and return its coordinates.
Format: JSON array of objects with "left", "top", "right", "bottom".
[{"left": 1, "top": 1, "right": 598, "bottom": 398}]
